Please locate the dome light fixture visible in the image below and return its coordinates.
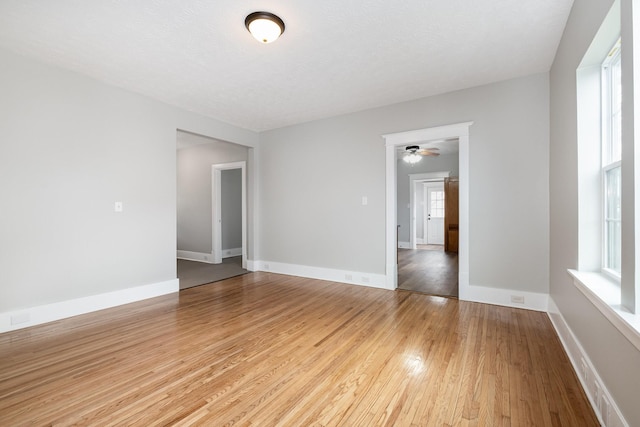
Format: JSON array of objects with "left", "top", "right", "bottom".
[{"left": 245, "top": 11, "right": 285, "bottom": 44}]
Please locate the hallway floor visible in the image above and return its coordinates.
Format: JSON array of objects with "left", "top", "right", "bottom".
[{"left": 397, "top": 246, "right": 458, "bottom": 297}]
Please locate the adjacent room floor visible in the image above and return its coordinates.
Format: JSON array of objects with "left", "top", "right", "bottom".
[
  {"left": 177, "top": 256, "right": 247, "bottom": 290},
  {"left": 397, "top": 244, "right": 458, "bottom": 297}
]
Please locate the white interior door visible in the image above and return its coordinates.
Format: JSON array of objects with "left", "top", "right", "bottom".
[{"left": 425, "top": 184, "right": 445, "bottom": 245}]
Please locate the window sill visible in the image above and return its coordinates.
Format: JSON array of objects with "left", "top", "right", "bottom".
[{"left": 568, "top": 269, "right": 640, "bottom": 352}]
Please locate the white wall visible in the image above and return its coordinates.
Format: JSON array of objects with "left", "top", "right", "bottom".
[
  {"left": 0, "top": 48, "right": 258, "bottom": 316},
  {"left": 176, "top": 134, "right": 247, "bottom": 254},
  {"left": 259, "top": 72, "right": 549, "bottom": 294},
  {"left": 549, "top": 0, "right": 640, "bottom": 425},
  {"left": 397, "top": 153, "right": 459, "bottom": 243}
]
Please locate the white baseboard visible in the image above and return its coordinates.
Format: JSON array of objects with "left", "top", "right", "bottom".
[
  {"left": 253, "top": 260, "right": 547, "bottom": 311},
  {"left": 398, "top": 241, "right": 411, "bottom": 249},
  {"left": 255, "top": 261, "right": 391, "bottom": 290},
  {"left": 0, "top": 279, "right": 179, "bottom": 333},
  {"left": 459, "top": 282, "right": 549, "bottom": 312},
  {"left": 416, "top": 238, "right": 425, "bottom": 244},
  {"left": 548, "top": 297, "right": 628, "bottom": 427},
  {"left": 177, "top": 250, "right": 214, "bottom": 263},
  {"left": 222, "top": 247, "right": 242, "bottom": 258}
]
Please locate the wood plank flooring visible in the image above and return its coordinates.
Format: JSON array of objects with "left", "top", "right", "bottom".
[
  {"left": 0, "top": 272, "right": 597, "bottom": 426},
  {"left": 398, "top": 248, "right": 459, "bottom": 297},
  {"left": 177, "top": 256, "right": 247, "bottom": 290}
]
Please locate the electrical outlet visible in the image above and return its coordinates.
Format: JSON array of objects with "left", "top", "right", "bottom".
[
  {"left": 263, "top": 263, "right": 270, "bottom": 271},
  {"left": 580, "top": 358, "right": 587, "bottom": 381},
  {"left": 362, "top": 276, "right": 370, "bottom": 284},
  {"left": 345, "top": 274, "right": 353, "bottom": 280},
  {"left": 601, "top": 393, "right": 611, "bottom": 426},
  {"left": 594, "top": 381, "right": 602, "bottom": 408},
  {"left": 114, "top": 201, "right": 123, "bottom": 212},
  {"left": 510, "top": 295, "right": 525, "bottom": 304}
]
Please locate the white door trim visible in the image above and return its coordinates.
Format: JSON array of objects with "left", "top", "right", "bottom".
[
  {"left": 409, "top": 172, "right": 450, "bottom": 249},
  {"left": 212, "top": 161, "right": 247, "bottom": 268},
  {"left": 383, "top": 121, "right": 472, "bottom": 292}
]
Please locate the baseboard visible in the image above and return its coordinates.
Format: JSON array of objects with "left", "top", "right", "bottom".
[
  {"left": 253, "top": 260, "right": 547, "bottom": 310},
  {"left": 459, "top": 282, "right": 549, "bottom": 312},
  {"left": 0, "top": 279, "right": 179, "bottom": 333},
  {"left": 222, "top": 247, "right": 242, "bottom": 258},
  {"left": 177, "top": 250, "right": 214, "bottom": 263},
  {"left": 255, "top": 261, "right": 391, "bottom": 290},
  {"left": 548, "top": 297, "right": 628, "bottom": 427},
  {"left": 398, "top": 241, "right": 411, "bottom": 249},
  {"left": 416, "top": 238, "right": 425, "bottom": 244}
]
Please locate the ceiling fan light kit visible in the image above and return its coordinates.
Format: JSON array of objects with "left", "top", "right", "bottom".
[
  {"left": 245, "top": 11, "right": 285, "bottom": 44},
  {"left": 402, "top": 145, "right": 440, "bottom": 163},
  {"left": 403, "top": 145, "right": 422, "bottom": 164}
]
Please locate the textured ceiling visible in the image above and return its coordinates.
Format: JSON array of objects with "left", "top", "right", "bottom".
[{"left": 0, "top": 0, "right": 573, "bottom": 132}]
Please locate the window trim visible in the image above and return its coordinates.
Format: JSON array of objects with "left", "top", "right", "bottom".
[{"left": 569, "top": 269, "right": 640, "bottom": 352}]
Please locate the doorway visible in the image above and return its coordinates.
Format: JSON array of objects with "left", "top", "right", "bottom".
[
  {"left": 212, "top": 162, "right": 247, "bottom": 267},
  {"left": 176, "top": 131, "right": 249, "bottom": 290},
  {"left": 399, "top": 171, "right": 458, "bottom": 297},
  {"left": 383, "top": 121, "right": 472, "bottom": 298}
]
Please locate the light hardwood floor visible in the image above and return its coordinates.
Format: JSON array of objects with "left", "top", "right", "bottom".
[{"left": 0, "top": 272, "right": 597, "bottom": 426}]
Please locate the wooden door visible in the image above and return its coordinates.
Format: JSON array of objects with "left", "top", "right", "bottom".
[{"left": 444, "top": 177, "right": 459, "bottom": 253}]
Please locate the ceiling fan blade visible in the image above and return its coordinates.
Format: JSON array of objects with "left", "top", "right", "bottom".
[{"left": 417, "top": 148, "right": 440, "bottom": 156}]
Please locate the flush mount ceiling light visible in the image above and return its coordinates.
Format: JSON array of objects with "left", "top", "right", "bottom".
[{"left": 245, "top": 11, "right": 285, "bottom": 44}]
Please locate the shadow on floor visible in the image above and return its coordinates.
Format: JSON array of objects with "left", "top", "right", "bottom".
[{"left": 177, "top": 256, "right": 248, "bottom": 290}]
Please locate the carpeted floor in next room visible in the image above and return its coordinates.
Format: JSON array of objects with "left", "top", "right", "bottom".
[{"left": 177, "top": 256, "right": 248, "bottom": 290}]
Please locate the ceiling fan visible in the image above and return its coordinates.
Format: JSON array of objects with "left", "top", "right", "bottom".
[{"left": 402, "top": 145, "right": 440, "bottom": 163}]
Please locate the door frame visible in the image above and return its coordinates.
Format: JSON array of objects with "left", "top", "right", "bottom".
[
  {"left": 383, "top": 121, "right": 472, "bottom": 294},
  {"left": 212, "top": 161, "right": 247, "bottom": 268},
  {"left": 409, "top": 172, "right": 450, "bottom": 249}
]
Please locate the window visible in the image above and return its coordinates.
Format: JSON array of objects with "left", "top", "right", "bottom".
[
  {"left": 572, "top": 0, "right": 640, "bottom": 352},
  {"left": 429, "top": 191, "right": 445, "bottom": 218},
  {"left": 602, "top": 39, "right": 621, "bottom": 278}
]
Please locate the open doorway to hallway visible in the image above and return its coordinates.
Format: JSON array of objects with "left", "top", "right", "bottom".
[
  {"left": 396, "top": 139, "right": 459, "bottom": 297},
  {"left": 176, "top": 130, "right": 249, "bottom": 290}
]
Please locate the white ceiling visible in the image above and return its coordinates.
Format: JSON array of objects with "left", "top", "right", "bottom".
[{"left": 0, "top": 0, "right": 573, "bottom": 132}]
